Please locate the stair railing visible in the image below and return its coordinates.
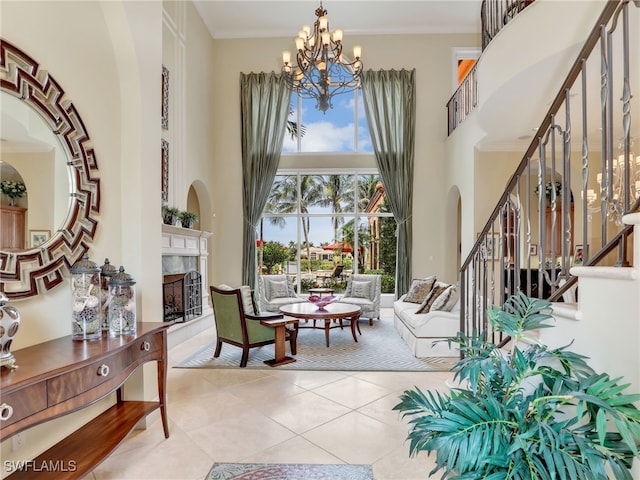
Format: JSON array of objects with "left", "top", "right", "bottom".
[{"left": 459, "top": 0, "right": 639, "bottom": 342}]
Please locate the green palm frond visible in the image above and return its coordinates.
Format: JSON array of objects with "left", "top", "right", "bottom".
[{"left": 394, "top": 293, "right": 640, "bottom": 479}]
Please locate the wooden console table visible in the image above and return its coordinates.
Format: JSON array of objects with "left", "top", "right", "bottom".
[{"left": 0, "top": 322, "right": 171, "bottom": 479}]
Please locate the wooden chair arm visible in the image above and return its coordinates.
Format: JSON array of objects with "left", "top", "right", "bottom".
[{"left": 246, "top": 312, "right": 284, "bottom": 321}]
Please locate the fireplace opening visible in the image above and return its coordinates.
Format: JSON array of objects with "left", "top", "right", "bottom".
[{"left": 163, "top": 270, "right": 202, "bottom": 322}]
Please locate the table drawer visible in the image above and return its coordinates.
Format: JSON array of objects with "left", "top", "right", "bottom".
[
  {"left": 47, "top": 354, "right": 126, "bottom": 406},
  {"left": 135, "top": 333, "right": 162, "bottom": 357},
  {"left": 0, "top": 383, "right": 47, "bottom": 429},
  {"left": 46, "top": 333, "right": 161, "bottom": 406}
]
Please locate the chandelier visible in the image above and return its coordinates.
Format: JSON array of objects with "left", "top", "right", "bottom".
[
  {"left": 584, "top": 139, "right": 640, "bottom": 225},
  {"left": 281, "top": 2, "right": 363, "bottom": 113}
]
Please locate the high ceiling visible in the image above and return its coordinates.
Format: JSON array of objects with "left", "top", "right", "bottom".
[
  {"left": 191, "top": 1, "right": 636, "bottom": 151},
  {"left": 193, "top": 1, "right": 483, "bottom": 39}
]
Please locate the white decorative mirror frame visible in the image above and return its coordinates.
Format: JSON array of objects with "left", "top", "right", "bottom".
[{"left": 0, "top": 39, "right": 101, "bottom": 299}]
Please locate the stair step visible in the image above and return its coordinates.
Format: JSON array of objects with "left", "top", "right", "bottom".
[{"left": 550, "top": 302, "right": 581, "bottom": 321}]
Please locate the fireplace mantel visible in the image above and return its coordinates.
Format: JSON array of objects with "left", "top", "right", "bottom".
[{"left": 161, "top": 224, "right": 212, "bottom": 256}]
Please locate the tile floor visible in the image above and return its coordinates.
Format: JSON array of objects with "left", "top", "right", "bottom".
[{"left": 91, "top": 315, "right": 455, "bottom": 480}]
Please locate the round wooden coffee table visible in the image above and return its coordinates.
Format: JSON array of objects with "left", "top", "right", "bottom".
[{"left": 279, "top": 302, "right": 361, "bottom": 347}]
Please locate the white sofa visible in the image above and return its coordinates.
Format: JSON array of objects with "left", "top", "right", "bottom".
[{"left": 393, "top": 293, "right": 461, "bottom": 358}]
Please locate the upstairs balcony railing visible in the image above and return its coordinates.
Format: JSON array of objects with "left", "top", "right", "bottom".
[
  {"left": 481, "top": 0, "right": 536, "bottom": 50},
  {"left": 447, "top": 0, "right": 535, "bottom": 135},
  {"left": 459, "top": 0, "right": 639, "bottom": 343},
  {"left": 447, "top": 63, "right": 477, "bottom": 136}
]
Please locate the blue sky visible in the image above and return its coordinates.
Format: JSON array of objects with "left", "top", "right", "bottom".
[
  {"left": 281, "top": 90, "right": 372, "bottom": 153},
  {"left": 268, "top": 90, "right": 376, "bottom": 246},
  {"left": 261, "top": 216, "right": 335, "bottom": 247}
]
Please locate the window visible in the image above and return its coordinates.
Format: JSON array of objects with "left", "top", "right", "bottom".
[
  {"left": 283, "top": 90, "right": 373, "bottom": 153},
  {"left": 268, "top": 89, "right": 394, "bottom": 293},
  {"left": 452, "top": 47, "right": 480, "bottom": 92},
  {"left": 259, "top": 173, "right": 396, "bottom": 294}
]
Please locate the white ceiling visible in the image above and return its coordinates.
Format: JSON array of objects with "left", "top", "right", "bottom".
[{"left": 192, "top": 1, "right": 483, "bottom": 39}]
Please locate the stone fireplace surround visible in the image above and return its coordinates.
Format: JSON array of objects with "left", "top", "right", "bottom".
[{"left": 161, "top": 224, "right": 213, "bottom": 346}]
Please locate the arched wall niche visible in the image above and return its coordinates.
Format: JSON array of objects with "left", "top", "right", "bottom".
[{"left": 187, "top": 179, "right": 212, "bottom": 234}]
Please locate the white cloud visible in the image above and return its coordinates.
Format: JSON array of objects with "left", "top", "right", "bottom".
[{"left": 302, "top": 120, "right": 355, "bottom": 152}]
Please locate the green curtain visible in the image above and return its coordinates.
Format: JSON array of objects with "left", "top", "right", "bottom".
[
  {"left": 361, "top": 69, "right": 416, "bottom": 297},
  {"left": 240, "top": 72, "right": 292, "bottom": 289}
]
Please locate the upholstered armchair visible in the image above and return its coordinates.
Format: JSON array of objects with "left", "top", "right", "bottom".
[
  {"left": 210, "top": 285, "right": 297, "bottom": 367},
  {"left": 339, "top": 274, "right": 381, "bottom": 325},
  {"left": 258, "top": 274, "right": 306, "bottom": 313}
]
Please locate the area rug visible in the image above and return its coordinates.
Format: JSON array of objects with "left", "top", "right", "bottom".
[
  {"left": 205, "top": 462, "right": 374, "bottom": 480},
  {"left": 174, "top": 316, "right": 458, "bottom": 371}
]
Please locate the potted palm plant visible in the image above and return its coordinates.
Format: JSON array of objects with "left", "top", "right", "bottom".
[
  {"left": 178, "top": 210, "right": 198, "bottom": 229},
  {"left": 161, "top": 205, "right": 180, "bottom": 225},
  {"left": 394, "top": 292, "right": 640, "bottom": 479}
]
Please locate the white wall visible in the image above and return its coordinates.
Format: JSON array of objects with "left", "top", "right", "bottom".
[
  {"left": 183, "top": 2, "right": 215, "bottom": 235},
  {"left": 0, "top": 0, "right": 164, "bottom": 470},
  {"left": 0, "top": 0, "right": 220, "bottom": 340},
  {"left": 1, "top": 0, "right": 130, "bottom": 342}
]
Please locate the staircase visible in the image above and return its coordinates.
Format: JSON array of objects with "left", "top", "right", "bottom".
[{"left": 453, "top": 0, "right": 640, "bottom": 408}]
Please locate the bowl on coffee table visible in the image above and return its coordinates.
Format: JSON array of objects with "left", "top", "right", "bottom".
[{"left": 307, "top": 294, "right": 337, "bottom": 311}]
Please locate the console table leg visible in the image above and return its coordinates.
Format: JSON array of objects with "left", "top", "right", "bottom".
[{"left": 158, "top": 335, "right": 170, "bottom": 439}]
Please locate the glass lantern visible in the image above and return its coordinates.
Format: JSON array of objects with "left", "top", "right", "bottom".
[
  {"left": 108, "top": 267, "right": 137, "bottom": 336},
  {"left": 99, "top": 258, "right": 118, "bottom": 331},
  {"left": 70, "top": 254, "right": 102, "bottom": 340}
]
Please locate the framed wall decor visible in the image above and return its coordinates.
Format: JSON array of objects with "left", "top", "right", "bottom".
[
  {"left": 161, "top": 65, "right": 169, "bottom": 130},
  {"left": 30, "top": 229, "right": 50, "bottom": 248},
  {"left": 477, "top": 232, "right": 500, "bottom": 260},
  {"left": 574, "top": 244, "right": 584, "bottom": 265},
  {"left": 161, "top": 139, "right": 169, "bottom": 202},
  {"left": 529, "top": 244, "right": 538, "bottom": 256},
  {"left": 487, "top": 233, "right": 500, "bottom": 260}
]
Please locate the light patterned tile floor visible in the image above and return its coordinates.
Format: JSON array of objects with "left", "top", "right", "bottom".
[{"left": 91, "top": 313, "right": 455, "bottom": 480}]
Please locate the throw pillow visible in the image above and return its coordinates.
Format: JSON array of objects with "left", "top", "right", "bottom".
[
  {"left": 218, "top": 284, "right": 255, "bottom": 315},
  {"left": 285, "top": 279, "right": 297, "bottom": 297},
  {"left": 429, "top": 284, "right": 459, "bottom": 312},
  {"left": 416, "top": 282, "right": 457, "bottom": 314},
  {"left": 351, "top": 280, "right": 372, "bottom": 299},
  {"left": 239, "top": 285, "right": 256, "bottom": 315},
  {"left": 404, "top": 276, "right": 437, "bottom": 303},
  {"left": 267, "top": 279, "right": 289, "bottom": 299}
]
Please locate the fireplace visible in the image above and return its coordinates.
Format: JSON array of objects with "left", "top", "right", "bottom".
[
  {"left": 161, "top": 224, "right": 213, "bottom": 324},
  {"left": 163, "top": 270, "right": 202, "bottom": 322}
]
